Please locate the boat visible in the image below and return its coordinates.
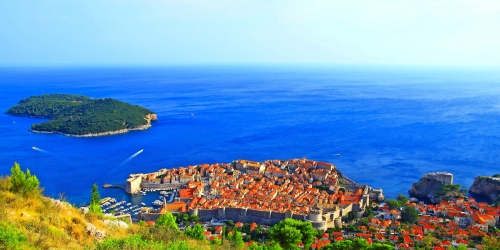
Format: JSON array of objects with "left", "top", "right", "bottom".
[
  {"left": 141, "top": 202, "right": 146, "bottom": 206},
  {"left": 152, "top": 200, "right": 163, "bottom": 206}
]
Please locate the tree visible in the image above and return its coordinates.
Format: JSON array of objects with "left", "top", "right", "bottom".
[
  {"left": 156, "top": 211, "right": 178, "bottom": 230},
  {"left": 386, "top": 199, "right": 400, "bottom": 210},
  {"left": 364, "top": 206, "right": 374, "bottom": 219},
  {"left": 182, "top": 213, "right": 189, "bottom": 222},
  {"left": 89, "top": 183, "right": 102, "bottom": 214},
  {"left": 270, "top": 225, "right": 302, "bottom": 249},
  {"left": 248, "top": 243, "right": 264, "bottom": 250},
  {"left": 347, "top": 211, "right": 357, "bottom": 221},
  {"left": 10, "top": 162, "right": 39, "bottom": 195},
  {"left": 228, "top": 231, "right": 245, "bottom": 249},
  {"left": 401, "top": 205, "right": 419, "bottom": 224},
  {"left": 397, "top": 194, "right": 408, "bottom": 206},
  {"left": 189, "top": 215, "right": 199, "bottom": 222},
  {"left": 371, "top": 242, "right": 395, "bottom": 250},
  {"left": 263, "top": 241, "right": 284, "bottom": 250},
  {"left": 269, "top": 218, "right": 316, "bottom": 249},
  {"left": 185, "top": 224, "right": 204, "bottom": 240},
  {"left": 482, "top": 235, "right": 500, "bottom": 250}
]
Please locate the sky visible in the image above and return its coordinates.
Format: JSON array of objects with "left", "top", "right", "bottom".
[{"left": 1, "top": 0, "right": 500, "bottom": 67}]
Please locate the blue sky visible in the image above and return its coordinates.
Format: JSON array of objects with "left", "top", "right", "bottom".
[{"left": 1, "top": 0, "right": 499, "bottom": 66}]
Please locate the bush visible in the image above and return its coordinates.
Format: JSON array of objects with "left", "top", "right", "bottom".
[
  {"left": 0, "top": 221, "right": 27, "bottom": 249},
  {"left": 10, "top": 162, "right": 39, "bottom": 195},
  {"left": 156, "top": 212, "right": 178, "bottom": 230},
  {"left": 95, "top": 235, "right": 164, "bottom": 250}
]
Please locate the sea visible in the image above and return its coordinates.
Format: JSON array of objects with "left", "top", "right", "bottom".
[{"left": 1, "top": 65, "right": 499, "bottom": 206}]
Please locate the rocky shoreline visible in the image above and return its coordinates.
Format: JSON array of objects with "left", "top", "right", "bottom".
[
  {"left": 408, "top": 172, "right": 500, "bottom": 205},
  {"left": 31, "top": 113, "right": 157, "bottom": 137},
  {"left": 469, "top": 175, "right": 500, "bottom": 203}
]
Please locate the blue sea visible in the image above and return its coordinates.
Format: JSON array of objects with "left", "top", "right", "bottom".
[{"left": 1, "top": 65, "right": 500, "bottom": 206}]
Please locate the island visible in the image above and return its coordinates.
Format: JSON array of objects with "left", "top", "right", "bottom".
[{"left": 6, "top": 94, "right": 157, "bottom": 137}]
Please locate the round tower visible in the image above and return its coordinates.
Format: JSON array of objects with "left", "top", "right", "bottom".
[{"left": 309, "top": 208, "right": 323, "bottom": 222}]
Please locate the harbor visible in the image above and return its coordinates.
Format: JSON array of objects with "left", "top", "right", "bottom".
[{"left": 98, "top": 189, "right": 178, "bottom": 222}]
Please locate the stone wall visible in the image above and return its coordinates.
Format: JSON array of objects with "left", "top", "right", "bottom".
[
  {"left": 126, "top": 174, "right": 143, "bottom": 194},
  {"left": 197, "top": 209, "right": 218, "bottom": 221},
  {"left": 423, "top": 172, "right": 453, "bottom": 185}
]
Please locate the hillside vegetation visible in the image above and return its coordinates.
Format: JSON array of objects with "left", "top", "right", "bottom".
[
  {"left": 6, "top": 94, "right": 156, "bottom": 135},
  {"left": 1, "top": 162, "right": 401, "bottom": 250}
]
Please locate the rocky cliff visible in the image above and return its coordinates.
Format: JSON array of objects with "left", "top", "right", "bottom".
[
  {"left": 145, "top": 113, "right": 158, "bottom": 122},
  {"left": 469, "top": 176, "right": 500, "bottom": 203},
  {"left": 409, "top": 177, "right": 466, "bottom": 204},
  {"left": 409, "top": 177, "right": 444, "bottom": 203}
]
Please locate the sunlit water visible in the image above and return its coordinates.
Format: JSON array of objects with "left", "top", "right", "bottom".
[{"left": 1, "top": 65, "right": 499, "bottom": 206}]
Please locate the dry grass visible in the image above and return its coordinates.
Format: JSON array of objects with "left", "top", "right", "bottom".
[{"left": 0, "top": 177, "right": 132, "bottom": 249}]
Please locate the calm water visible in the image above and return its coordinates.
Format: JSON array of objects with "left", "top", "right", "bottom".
[{"left": 1, "top": 65, "right": 499, "bottom": 206}]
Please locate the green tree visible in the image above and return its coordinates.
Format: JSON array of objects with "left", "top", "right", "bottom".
[
  {"left": 264, "top": 241, "right": 284, "bottom": 250},
  {"left": 347, "top": 211, "right": 357, "bottom": 221},
  {"left": 371, "top": 242, "right": 395, "bottom": 250},
  {"left": 89, "top": 183, "right": 103, "bottom": 214},
  {"left": 397, "top": 194, "right": 408, "bottom": 206},
  {"left": 156, "top": 211, "right": 178, "bottom": 230},
  {"left": 189, "top": 215, "right": 199, "bottom": 222},
  {"left": 186, "top": 224, "right": 205, "bottom": 241},
  {"left": 386, "top": 199, "right": 400, "bottom": 210},
  {"left": 269, "top": 218, "right": 316, "bottom": 249},
  {"left": 364, "top": 206, "right": 374, "bottom": 219},
  {"left": 270, "top": 225, "right": 301, "bottom": 249},
  {"left": 228, "top": 231, "right": 245, "bottom": 249},
  {"left": 10, "top": 162, "right": 39, "bottom": 195},
  {"left": 248, "top": 243, "right": 264, "bottom": 250},
  {"left": 401, "top": 205, "right": 419, "bottom": 224}
]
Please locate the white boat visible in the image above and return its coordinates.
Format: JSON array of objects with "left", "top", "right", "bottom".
[
  {"left": 152, "top": 200, "right": 163, "bottom": 206},
  {"left": 141, "top": 202, "right": 146, "bottom": 206}
]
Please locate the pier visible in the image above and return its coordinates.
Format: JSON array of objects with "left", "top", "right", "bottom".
[{"left": 103, "top": 183, "right": 126, "bottom": 191}]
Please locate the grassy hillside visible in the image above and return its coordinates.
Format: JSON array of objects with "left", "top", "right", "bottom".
[{"left": 0, "top": 163, "right": 235, "bottom": 250}]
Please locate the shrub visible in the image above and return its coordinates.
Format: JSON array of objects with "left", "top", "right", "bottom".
[
  {"left": 0, "top": 221, "right": 27, "bottom": 249},
  {"left": 10, "top": 162, "right": 40, "bottom": 195}
]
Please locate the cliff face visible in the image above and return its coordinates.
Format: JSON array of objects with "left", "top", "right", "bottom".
[
  {"left": 145, "top": 113, "right": 158, "bottom": 122},
  {"left": 469, "top": 176, "right": 500, "bottom": 201},
  {"left": 409, "top": 177, "right": 444, "bottom": 203}
]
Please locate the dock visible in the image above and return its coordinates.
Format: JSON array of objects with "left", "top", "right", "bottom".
[{"left": 103, "top": 183, "right": 126, "bottom": 190}]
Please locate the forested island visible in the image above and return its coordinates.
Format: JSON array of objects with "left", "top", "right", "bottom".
[{"left": 6, "top": 94, "right": 157, "bottom": 137}]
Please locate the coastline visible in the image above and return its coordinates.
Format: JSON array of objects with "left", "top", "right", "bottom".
[{"left": 30, "top": 123, "right": 152, "bottom": 137}]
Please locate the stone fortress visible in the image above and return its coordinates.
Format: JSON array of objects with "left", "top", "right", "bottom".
[
  {"left": 135, "top": 158, "right": 383, "bottom": 230},
  {"left": 423, "top": 172, "right": 454, "bottom": 185}
]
